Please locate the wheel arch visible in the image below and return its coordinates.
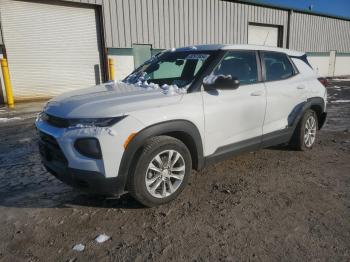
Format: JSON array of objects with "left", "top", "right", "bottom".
[
  {"left": 307, "top": 97, "right": 327, "bottom": 129},
  {"left": 117, "top": 120, "right": 205, "bottom": 193},
  {"left": 289, "top": 97, "right": 326, "bottom": 130}
]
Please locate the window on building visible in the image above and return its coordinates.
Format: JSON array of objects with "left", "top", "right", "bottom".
[
  {"left": 262, "top": 52, "right": 295, "bottom": 81},
  {"left": 213, "top": 51, "right": 258, "bottom": 85}
]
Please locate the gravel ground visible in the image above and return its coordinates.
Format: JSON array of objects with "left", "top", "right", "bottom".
[{"left": 0, "top": 80, "right": 349, "bottom": 261}]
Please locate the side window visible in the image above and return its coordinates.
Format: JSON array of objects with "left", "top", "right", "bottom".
[
  {"left": 262, "top": 52, "right": 295, "bottom": 81},
  {"left": 213, "top": 51, "right": 258, "bottom": 85}
]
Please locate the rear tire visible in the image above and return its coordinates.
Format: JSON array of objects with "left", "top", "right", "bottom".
[
  {"left": 289, "top": 109, "right": 318, "bottom": 151},
  {"left": 127, "top": 136, "right": 192, "bottom": 207}
]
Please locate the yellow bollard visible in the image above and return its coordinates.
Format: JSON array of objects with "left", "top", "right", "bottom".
[
  {"left": 108, "top": 58, "right": 115, "bottom": 81},
  {"left": 0, "top": 58, "right": 14, "bottom": 108}
]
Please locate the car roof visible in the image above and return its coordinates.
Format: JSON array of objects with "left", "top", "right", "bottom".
[{"left": 174, "top": 44, "right": 305, "bottom": 57}]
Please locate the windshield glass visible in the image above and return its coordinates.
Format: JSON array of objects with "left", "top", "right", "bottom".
[{"left": 123, "top": 50, "right": 215, "bottom": 89}]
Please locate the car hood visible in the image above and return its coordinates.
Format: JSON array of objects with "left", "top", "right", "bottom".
[{"left": 44, "top": 82, "right": 184, "bottom": 118}]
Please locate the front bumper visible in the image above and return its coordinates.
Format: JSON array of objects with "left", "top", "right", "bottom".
[
  {"left": 43, "top": 159, "right": 122, "bottom": 195},
  {"left": 39, "top": 137, "right": 124, "bottom": 195},
  {"left": 35, "top": 113, "right": 145, "bottom": 195}
]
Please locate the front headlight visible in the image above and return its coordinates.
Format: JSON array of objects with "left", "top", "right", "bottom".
[{"left": 68, "top": 115, "right": 127, "bottom": 128}]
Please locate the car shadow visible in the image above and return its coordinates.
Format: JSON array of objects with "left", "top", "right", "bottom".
[
  {"left": 59, "top": 193, "right": 145, "bottom": 209},
  {"left": 0, "top": 179, "right": 145, "bottom": 210},
  {"left": 266, "top": 144, "right": 298, "bottom": 151}
]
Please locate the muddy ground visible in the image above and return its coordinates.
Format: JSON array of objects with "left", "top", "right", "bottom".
[{"left": 0, "top": 80, "right": 349, "bottom": 261}]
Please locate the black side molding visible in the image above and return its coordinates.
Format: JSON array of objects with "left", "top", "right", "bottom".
[
  {"left": 204, "top": 97, "right": 327, "bottom": 168},
  {"left": 205, "top": 136, "right": 261, "bottom": 167},
  {"left": 204, "top": 128, "right": 294, "bottom": 168}
]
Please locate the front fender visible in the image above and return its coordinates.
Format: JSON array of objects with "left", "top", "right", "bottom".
[{"left": 116, "top": 120, "right": 204, "bottom": 194}]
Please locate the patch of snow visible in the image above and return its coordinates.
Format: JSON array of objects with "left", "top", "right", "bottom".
[
  {"left": 105, "top": 82, "right": 117, "bottom": 90},
  {"left": 160, "top": 84, "right": 187, "bottom": 95},
  {"left": 125, "top": 72, "right": 186, "bottom": 95},
  {"left": 0, "top": 117, "right": 22, "bottom": 123},
  {"left": 135, "top": 80, "right": 160, "bottom": 90},
  {"left": 95, "top": 234, "right": 110, "bottom": 243},
  {"left": 63, "top": 125, "right": 117, "bottom": 138},
  {"left": 332, "top": 100, "right": 350, "bottom": 103},
  {"left": 170, "top": 47, "right": 176, "bottom": 52},
  {"left": 331, "top": 78, "right": 350, "bottom": 81},
  {"left": 72, "top": 243, "right": 85, "bottom": 252},
  {"left": 203, "top": 74, "right": 232, "bottom": 85},
  {"left": 330, "top": 86, "right": 341, "bottom": 89},
  {"left": 19, "top": 138, "right": 31, "bottom": 143}
]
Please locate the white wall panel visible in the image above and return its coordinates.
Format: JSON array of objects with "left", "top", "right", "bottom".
[
  {"left": 334, "top": 56, "right": 350, "bottom": 76},
  {"left": 308, "top": 56, "right": 330, "bottom": 77},
  {"left": 109, "top": 54, "right": 134, "bottom": 81}
]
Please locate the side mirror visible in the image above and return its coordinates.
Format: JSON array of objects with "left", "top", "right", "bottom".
[
  {"left": 175, "top": 59, "right": 185, "bottom": 66},
  {"left": 203, "top": 75, "right": 240, "bottom": 90},
  {"left": 146, "top": 63, "right": 160, "bottom": 72}
]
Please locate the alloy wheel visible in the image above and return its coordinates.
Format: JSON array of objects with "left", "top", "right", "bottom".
[
  {"left": 304, "top": 115, "right": 317, "bottom": 147},
  {"left": 145, "top": 150, "right": 186, "bottom": 198}
]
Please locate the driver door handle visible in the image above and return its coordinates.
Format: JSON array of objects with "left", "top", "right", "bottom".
[
  {"left": 250, "top": 90, "right": 264, "bottom": 96},
  {"left": 297, "top": 85, "right": 306, "bottom": 89}
]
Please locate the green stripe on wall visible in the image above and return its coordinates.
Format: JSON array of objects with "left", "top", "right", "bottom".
[
  {"left": 108, "top": 48, "right": 165, "bottom": 57},
  {"left": 306, "top": 52, "right": 350, "bottom": 57},
  {"left": 336, "top": 53, "right": 350, "bottom": 57},
  {"left": 306, "top": 52, "right": 330, "bottom": 57},
  {"left": 108, "top": 48, "right": 133, "bottom": 56}
]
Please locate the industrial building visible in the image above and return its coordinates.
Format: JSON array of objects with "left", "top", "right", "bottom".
[{"left": 0, "top": 0, "right": 349, "bottom": 103}]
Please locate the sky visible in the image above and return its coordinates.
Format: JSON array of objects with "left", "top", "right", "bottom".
[{"left": 253, "top": 0, "right": 350, "bottom": 19}]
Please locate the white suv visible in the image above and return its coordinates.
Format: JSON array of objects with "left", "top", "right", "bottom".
[{"left": 36, "top": 45, "right": 327, "bottom": 207}]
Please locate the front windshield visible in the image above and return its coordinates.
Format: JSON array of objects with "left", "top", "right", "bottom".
[{"left": 123, "top": 50, "right": 215, "bottom": 89}]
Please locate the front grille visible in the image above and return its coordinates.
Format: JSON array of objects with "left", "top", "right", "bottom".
[
  {"left": 39, "top": 131, "right": 59, "bottom": 149},
  {"left": 38, "top": 131, "right": 68, "bottom": 165},
  {"left": 44, "top": 113, "right": 69, "bottom": 128}
]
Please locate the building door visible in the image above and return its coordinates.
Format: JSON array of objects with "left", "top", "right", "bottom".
[
  {"left": 248, "top": 24, "right": 282, "bottom": 47},
  {"left": 0, "top": 0, "right": 103, "bottom": 101},
  {"left": 133, "top": 44, "right": 152, "bottom": 68}
]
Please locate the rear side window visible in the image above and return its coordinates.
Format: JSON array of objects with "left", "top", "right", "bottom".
[{"left": 262, "top": 52, "right": 296, "bottom": 81}]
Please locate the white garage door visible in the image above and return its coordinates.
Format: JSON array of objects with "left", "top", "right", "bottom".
[
  {"left": 248, "top": 24, "right": 279, "bottom": 47},
  {"left": 0, "top": 0, "right": 103, "bottom": 100}
]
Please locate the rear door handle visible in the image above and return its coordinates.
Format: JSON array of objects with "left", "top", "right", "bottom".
[
  {"left": 297, "top": 85, "right": 305, "bottom": 89},
  {"left": 250, "top": 90, "right": 264, "bottom": 96}
]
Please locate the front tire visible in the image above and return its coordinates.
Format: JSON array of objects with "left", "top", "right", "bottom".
[
  {"left": 127, "top": 136, "right": 192, "bottom": 207},
  {"left": 290, "top": 109, "right": 318, "bottom": 151}
]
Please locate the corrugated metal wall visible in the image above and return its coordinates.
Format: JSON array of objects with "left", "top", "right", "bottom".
[
  {"left": 290, "top": 12, "right": 350, "bottom": 52},
  {"left": 51, "top": 0, "right": 289, "bottom": 49},
  {"left": 1, "top": 0, "right": 350, "bottom": 52},
  {"left": 0, "top": 20, "right": 3, "bottom": 45},
  {"left": 98, "top": 0, "right": 289, "bottom": 49},
  {"left": 61, "top": 0, "right": 102, "bottom": 4}
]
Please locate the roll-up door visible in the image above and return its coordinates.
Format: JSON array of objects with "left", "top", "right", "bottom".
[
  {"left": 0, "top": 0, "right": 103, "bottom": 100},
  {"left": 248, "top": 24, "right": 280, "bottom": 47}
]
